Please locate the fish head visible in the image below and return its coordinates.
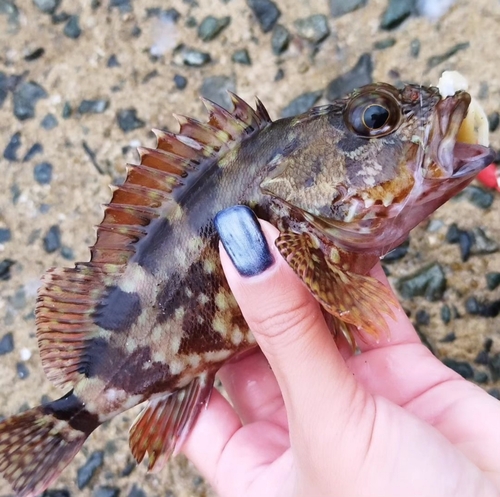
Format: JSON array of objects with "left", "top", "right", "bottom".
[{"left": 261, "top": 80, "right": 494, "bottom": 253}]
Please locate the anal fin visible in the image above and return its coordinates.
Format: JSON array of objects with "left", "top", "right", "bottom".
[
  {"left": 129, "top": 374, "right": 214, "bottom": 472},
  {"left": 276, "top": 231, "right": 397, "bottom": 343}
]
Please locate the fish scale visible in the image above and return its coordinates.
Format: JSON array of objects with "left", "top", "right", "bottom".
[{"left": 0, "top": 82, "right": 494, "bottom": 497}]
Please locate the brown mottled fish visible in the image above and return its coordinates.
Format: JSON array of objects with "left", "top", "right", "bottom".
[{"left": 0, "top": 80, "right": 494, "bottom": 496}]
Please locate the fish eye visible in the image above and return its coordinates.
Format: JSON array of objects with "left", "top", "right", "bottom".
[{"left": 344, "top": 90, "right": 401, "bottom": 138}]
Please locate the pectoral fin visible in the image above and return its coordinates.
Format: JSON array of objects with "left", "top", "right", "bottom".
[
  {"left": 275, "top": 231, "right": 397, "bottom": 342},
  {"left": 129, "top": 373, "right": 214, "bottom": 472}
]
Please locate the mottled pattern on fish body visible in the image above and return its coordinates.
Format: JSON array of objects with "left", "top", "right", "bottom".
[{"left": 0, "top": 83, "right": 494, "bottom": 497}]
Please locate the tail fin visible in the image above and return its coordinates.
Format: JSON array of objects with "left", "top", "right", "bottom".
[{"left": 0, "top": 391, "right": 99, "bottom": 497}]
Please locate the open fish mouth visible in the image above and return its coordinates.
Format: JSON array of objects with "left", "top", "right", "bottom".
[{"left": 429, "top": 72, "right": 495, "bottom": 179}]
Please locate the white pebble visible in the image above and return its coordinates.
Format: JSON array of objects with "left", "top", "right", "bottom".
[{"left": 20, "top": 348, "right": 32, "bottom": 361}]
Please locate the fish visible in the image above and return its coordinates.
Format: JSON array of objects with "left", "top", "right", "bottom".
[{"left": 0, "top": 76, "right": 494, "bottom": 496}]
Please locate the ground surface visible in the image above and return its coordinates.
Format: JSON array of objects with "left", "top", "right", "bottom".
[{"left": 0, "top": 0, "right": 499, "bottom": 496}]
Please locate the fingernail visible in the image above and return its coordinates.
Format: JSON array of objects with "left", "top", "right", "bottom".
[{"left": 214, "top": 205, "right": 274, "bottom": 277}]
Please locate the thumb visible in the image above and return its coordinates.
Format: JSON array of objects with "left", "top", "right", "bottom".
[{"left": 214, "top": 206, "right": 359, "bottom": 431}]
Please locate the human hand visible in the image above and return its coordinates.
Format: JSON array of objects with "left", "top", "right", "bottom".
[{"left": 182, "top": 206, "right": 500, "bottom": 497}]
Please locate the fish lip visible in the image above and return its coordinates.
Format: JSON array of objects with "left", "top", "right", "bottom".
[{"left": 433, "top": 91, "right": 494, "bottom": 178}]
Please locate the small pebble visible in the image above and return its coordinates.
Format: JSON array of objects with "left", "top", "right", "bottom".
[
  {"left": 475, "top": 350, "right": 489, "bottom": 365},
  {"left": 23, "top": 142, "right": 43, "bottom": 161},
  {"left": 232, "top": 48, "right": 251, "bottom": 65},
  {"left": 294, "top": 14, "right": 330, "bottom": 44},
  {"left": 78, "top": 99, "right": 109, "bottom": 114},
  {"left": 458, "top": 185, "right": 494, "bottom": 209},
  {"left": 41, "top": 490, "right": 71, "bottom": 497},
  {"left": 271, "top": 24, "right": 290, "bottom": 55},
  {"left": 11, "top": 287, "right": 26, "bottom": 309},
  {"left": 19, "top": 347, "right": 31, "bottom": 361},
  {"left": 3, "top": 131, "right": 21, "bottom": 161},
  {"left": 197, "top": 15, "right": 230, "bottom": 41},
  {"left": 488, "top": 388, "right": 500, "bottom": 400},
  {"left": 146, "top": 7, "right": 180, "bottom": 22},
  {"left": 16, "top": 362, "right": 30, "bottom": 379},
  {"left": 24, "top": 47, "right": 45, "bottom": 61},
  {"left": 120, "top": 460, "right": 136, "bottom": 477},
  {"left": 175, "top": 46, "right": 211, "bottom": 67},
  {"left": 465, "top": 296, "right": 500, "bottom": 318},
  {"left": 458, "top": 229, "right": 473, "bottom": 262},
  {"left": 427, "top": 42, "right": 469, "bottom": 69},
  {"left": 440, "top": 331, "right": 456, "bottom": 343},
  {"left": 442, "top": 358, "right": 473, "bottom": 379},
  {"left": 330, "top": 0, "right": 366, "bottom": 17},
  {"left": 0, "top": 71, "right": 8, "bottom": 108},
  {"left": 33, "top": 0, "right": 61, "bottom": 14},
  {"left": 380, "top": 0, "right": 415, "bottom": 30},
  {"left": 61, "top": 246, "right": 75, "bottom": 260},
  {"left": 77, "top": 451, "right": 105, "bottom": 489},
  {"left": 127, "top": 485, "right": 146, "bottom": 497},
  {"left": 486, "top": 272, "right": 500, "bottom": 291},
  {"left": 173, "top": 74, "right": 187, "bottom": 90},
  {"left": 63, "top": 15, "right": 81, "bottom": 38},
  {"left": 51, "top": 11, "right": 70, "bottom": 23},
  {"left": 107, "top": 54, "right": 120, "bottom": 67},
  {"left": 440, "top": 304, "right": 451, "bottom": 324},
  {"left": 471, "top": 227, "right": 498, "bottom": 255},
  {"left": 415, "top": 309, "right": 430, "bottom": 326},
  {"left": 395, "top": 262, "right": 446, "bottom": 301},
  {"left": 382, "top": 238, "right": 410, "bottom": 263},
  {"left": 0, "top": 333, "right": 14, "bottom": 355},
  {"left": 34, "top": 161, "right": 53, "bottom": 185},
  {"left": 41, "top": 113, "right": 58, "bottom": 130},
  {"left": 0, "top": 228, "right": 11, "bottom": 243},
  {"left": 0, "top": 0, "right": 20, "bottom": 26},
  {"left": 410, "top": 38, "right": 420, "bottom": 57},
  {"left": 478, "top": 81, "right": 489, "bottom": 100},
  {"left": 326, "top": 53, "right": 372, "bottom": 101},
  {"left": 488, "top": 111, "right": 499, "bottom": 132},
  {"left": 445, "top": 222, "right": 461, "bottom": 243},
  {"left": 0, "top": 259, "right": 15, "bottom": 281},
  {"left": 200, "top": 75, "right": 236, "bottom": 110},
  {"left": 473, "top": 371, "right": 489, "bottom": 384},
  {"left": 374, "top": 37, "right": 396, "bottom": 50},
  {"left": 43, "top": 225, "right": 61, "bottom": 253},
  {"left": 274, "top": 68, "right": 284, "bottom": 81},
  {"left": 488, "top": 353, "right": 500, "bottom": 382},
  {"left": 93, "top": 486, "right": 120, "bottom": 497},
  {"left": 246, "top": 0, "right": 281, "bottom": 33},
  {"left": 109, "top": 0, "right": 132, "bottom": 13},
  {"left": 280, "top": 90, "right": 322, "bottom": 118},
  {"left": 116, "top": 108, "right": 145, "bottom": 132},
  {"left": 62, "top": 102, "right": 72, "bottom": 118}
]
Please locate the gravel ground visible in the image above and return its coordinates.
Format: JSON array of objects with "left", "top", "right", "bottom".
[{"left": 0, "top": 0, "right": 499, "bottom": 496}]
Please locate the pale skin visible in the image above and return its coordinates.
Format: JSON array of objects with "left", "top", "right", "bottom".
[{"left": 182, "top": 219, "right": 500, "bottom": 497}]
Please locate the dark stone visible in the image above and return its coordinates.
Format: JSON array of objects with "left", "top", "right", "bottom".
[
  {"left": 280, "top": 90, "right": 322, "bottom": 118},
  {"left": 488, "top": 111, "right": 499, "bottom": 132},
  {"left": 415, "top": 309, "right": 430, "bottom": 326},
  {"left": 109, "top": 0, "right": 132, "bottom": 13},
  {"left": 0, "top": 0, "right": 19, "bottom": 26},
  {"left": 294, "top": 14, "right": 330, "bottom": 44},
  {"left": 24, "top": 47, "right": 45, "bottom": 61},
  {"left": 246, "top": 0, "right": 280, "bottom": 33},
  {"left": 440, "top": 331, "right": 456, "bottom": 343},
  {"left": 51, "top": 11, "right": 70, "bottom": 23},
  {"left": 33, "top": 0, "right": 61, "bottom": 14},
  {"left": 396, "top": 263, "right": 446, "bottom": 301},
  {"left": 127, "top": 484, "right": 145, "bottom": 497},
  {"left": 42, "top": 490, "right": 71, "bottom": 497},
  {"left": 13, "top": 81, "right": 48, "bottom": 120},
  {"left": 274, "top": 68, "right": 284, "bottom": 81},
  {"left": 458, "top": 185, "right": 494, "bottom": 209},
  {"left": 466, "top": 296, "right": 500, "bottom": 318},
  {"left": 330, "top": 0, "right": 366, "bottom": 17},
  {"left": 458, "top": 229, "right": 473, "bottom": 262},
  {"left": 61, "top": 246, "right": 75, "bottom": 260},
  {"left": 120, "top": 460, "right": 136, "bottom": 477},
  {"left": 77, "top": 451, "right": 105, "bottom": 489},
  {"left": 486, "top": 272, "right": 500, "bottom": 291},
  {"left": 475, "top": 350, "right": 489, "bottom": 366},
  {"left": 33, "top": 161, "right": 53, "bottom": 184},
  {"left": 63, "top": 15, "right": 81, "bottom": 38},
  {"left": 93, "top": 286, "right": 142, "bottom": 332},
  {"left": 175, "top": 46, "right": 211, "bottom": 67},
  {"left": 78, "top": 99, "right": 109, "bottom": 114},
  {"left": 142, "top": 70, "right": 158, "bottom": 84},
  {"left": 116, "top": 108, "right": 145, "bottom": 132},
  {"left": 131, "top": 24, "right": 141, "bottom": 37},
  {"left": 382, "top": 238, "right": 409, "bottom": 263},
  {"left": 473, "top": 371, "right": 489, "bottom": 384},
  {"left": 43, "top": 225, "right": 61, "bottom": 253},
  {"left": 471, "top": 227, "right": 498, "bottom": 255},
  {"left": 93, "top": 487, "right": 120, "bottom": 497},
  {"left": 16, "top": 362, "right": 29, "bottom": 379},
  {"left": 23, "top": 142, "right": 43, "bottom": 161},
  {"left": 107, "top": 54, "right": 120, "bottom": 67},
  {"left": 484, "top": 337, "right": 493, "bottom": 352},
  {"left": 442, "top": 358, "right": 473, "bottom": 379},
  {"left": 326, "top": 53, "right": 372, "bottom": 101},
  {"left": 0, "top": 71, "right": 8, "bottom": 108},
  {"left": 440, "top": 304, "right": 451, "bottom": 324},
  {"left": 410, "top": 38, "right": 420, "bottom": 57},
  {"left": 478, "top": 81, "right": 489, "bottom": 100},
  {"left": 488, "top": 388, "right": 500, "bottom": 400},
  {"left": 380, "top": 0, "right": 415, "bottom": 30},
  {"left": 374, "top": 37, "right": 396, "bottom": 50},
  {"left": 232, "top": 48, "right": 251, "bottom": 65},
  {"left": 427, "top": 42, "right": 470, "bottom": 69},
  {"left": 62, "top": 102, "right": 72, "bottom": 118},
  {"left": 3, "top": 131, "right": 21, "bottom": 161},
  {"left": 41, "top": 113, "right": 58, "bottom": 130},
  {"left": 445, "top": 223, "right": 461, "bottom": 243},
  {"left": 197, "top": 15, "right": 230, "bottom": 41},
  {"left": 271, "top": 24, "right": 290, "bottom": 55},
  {"left": 0, "top": 259, "right": 15, "bottom": 281},
  {"left": 200, "top": 75, "right": 236, "bottom": 110},
  {"left": 145, "top": 7, "right": 180, "bottom": 22},
  {"left": 0, "top": 228, "right": 11, "bottom": 243},
  {"left": 465, "top": 296, "right": 480, "bottom": 315},
  {"left": 488, "top": 353, "right": 500, "bottom": 382},
  {"left": 0, "top": 332, "right": 14, "bottom": 355},
  {"left": 173, "top": 74, "right": 187, "bottom": 90}
]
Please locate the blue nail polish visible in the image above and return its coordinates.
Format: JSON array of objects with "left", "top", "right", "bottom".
[{"left": 214, "top": 206, "right": 274, "bottom": 276}]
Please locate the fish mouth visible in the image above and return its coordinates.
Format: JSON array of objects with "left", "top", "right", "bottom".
[{"left": 429, "top": 90, "right": 494, "bottom": 179}]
